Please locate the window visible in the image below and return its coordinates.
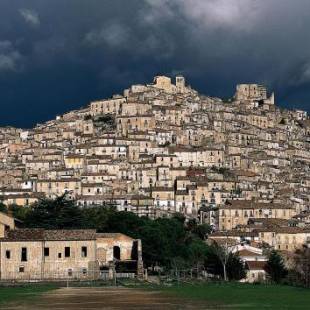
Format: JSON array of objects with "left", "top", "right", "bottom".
[
  {"left": 81, "top": 246, "right": 87, "bottom": 258},
  {"left": 82, "top": 268, "right": 87, "bottom": 275},
  {"left": 58, "top": 253, "right": 62, "bottom": 258},
  {"left": 44, "top": 247, "right": 50, "bottom": 257},
  {"left": 113, "top": 246, "right": 121, "bottom": 260},
  {"left": 19, "top": 266, "right": 25, "bottom": 273},
  {"left": 21, "top": 247, "right": 27, "bottom": 262},
  {"left": 65, "top": 247, "right": 71, "bottom": 258},
  {"left": 6, "top": 250, "right": 11, "bottom": 259},
  {"left": 68, "top": 269, "right": 73, "bottom": 277}
]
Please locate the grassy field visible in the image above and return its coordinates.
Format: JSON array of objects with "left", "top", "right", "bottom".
[
  {"left": 0, "top": 284, "right": 56, "bottom": 305},
  {"left": 0, "top": 282, "right": 309, "bottom": 309},
  {"left": 161, "top": 282, "right": 310, "bottom": 309}
]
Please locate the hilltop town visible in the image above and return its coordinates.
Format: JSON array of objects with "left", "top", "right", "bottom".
[{"left": 1, "top": 75, "right": 310, "bottom": 255}]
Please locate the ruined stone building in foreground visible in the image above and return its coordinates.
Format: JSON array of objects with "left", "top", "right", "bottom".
[{"left": 0, "top": 212, "right": 143, "bottom": 281}]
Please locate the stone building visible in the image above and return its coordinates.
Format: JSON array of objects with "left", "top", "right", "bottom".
[
  {"left": 90, "top": 97, "right": 126, "bottom": 116},
  {"left": 234, "top": 84, "right": 274, "bottom": 105},
  {"left": 0, "top": 212, "right": 16, "bottom": 238},
  {"left": 235, "top": 84, "right": 267, "bottom": 101},
  {"left": 219, "top": 200, "right": 296, "bottom": 231},
  {"left": 0, "top": 228, "right": 143, "bottom": 281},
  {"left": 258, "top": 227, "right": 310, "bottom": 251}
]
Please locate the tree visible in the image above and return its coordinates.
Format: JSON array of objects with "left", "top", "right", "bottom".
[
  {"left": 293, "top": 247, "right": 310, "bottom": 288},
  {"left": 139, "top": 224, "right": 169, "bottom": 267},
  {"left": 186, "top": 218, "right": 197, "bottom": 232},
  {"left": 206, "top": 239, "right": 245, "bottom": 281},
  {"left": 192, "top": 224, "right": 212, "bottom": 240},
  {"left": 104, "top": 211, "right": 146, "bottom": 237},
  {"left": 24, "top": 195, "right": 84, "bottom": 229},
  {"left": 185, "top": 218, "right": 212, "bottom": 240},
  {"left": 9, "top": 204, "right": 28, "bottom": 221},
  {"left": 226, "top": 253, "right": 246, "bottom": 281},
  {"left": 266, "top": 250, "right": 287, "bottom": 283},
  {"left": 187, "top": 239, "right": 209, "bottom": 277},
  {"left": 209, "top": 242, "right": 230, "bottom": 281},
  {"left": 172, "top": 213, "right": 186, "bottom": 224},
  {"left": 0, "top": 202, "right": 8, "bottom": 213},
  {"left": 155, "top": 217, "right": 187, "bottom": 266},
  {"left": 82, "top": 205, "right": 116, "bottom": 232}
]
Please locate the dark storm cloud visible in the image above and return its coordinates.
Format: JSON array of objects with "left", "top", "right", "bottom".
[{"left": 0, "top": 0, "right": 310, "bottom": 127}]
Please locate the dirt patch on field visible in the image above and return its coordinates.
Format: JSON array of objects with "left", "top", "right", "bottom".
[{"left": 2, "top": 287, "right": 214, "bottom": 309}]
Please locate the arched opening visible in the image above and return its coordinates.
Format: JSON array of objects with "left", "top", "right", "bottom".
[{"left": 113, "top": 246, "right": 121, "bottom": 260}]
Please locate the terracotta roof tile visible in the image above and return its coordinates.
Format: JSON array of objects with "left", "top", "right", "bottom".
[
  {"left": 1, "top": 229, "right": 97, "bottom": 241},
  {"left": 246, "top": 261, "right": 267, "bottom": 270}
]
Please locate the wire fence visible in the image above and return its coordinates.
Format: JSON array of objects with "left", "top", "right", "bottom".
[{"left": 0, "top": 269, "right": 137, "bottom": 284}]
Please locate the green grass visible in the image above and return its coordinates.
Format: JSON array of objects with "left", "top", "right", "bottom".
[
  {"left": 161, "top": 282, "right": 310, "bottom": 309},
  {"left": 0, "top": 284, "right": 56, "bottom": 305}
]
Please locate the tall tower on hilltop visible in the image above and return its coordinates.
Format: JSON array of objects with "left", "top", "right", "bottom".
[{"left": 176, "top": 75, "right": 186, "bottom": 93}]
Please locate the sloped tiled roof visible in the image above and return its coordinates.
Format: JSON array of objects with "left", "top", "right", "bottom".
[
  {"left": 1, "top": 229, "right": 97, "bottom": 241},
  {"left": 246, "top": 261, "right": 267, "bottom": 270}
]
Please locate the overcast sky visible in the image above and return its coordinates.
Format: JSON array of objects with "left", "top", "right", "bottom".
[{"left": 1, "top": 0, "right": 310, "bottom": 127}]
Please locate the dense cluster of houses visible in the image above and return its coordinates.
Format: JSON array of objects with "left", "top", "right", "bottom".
[{"left": 0, "top": 75, "right": 310, "bottom": 281}]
